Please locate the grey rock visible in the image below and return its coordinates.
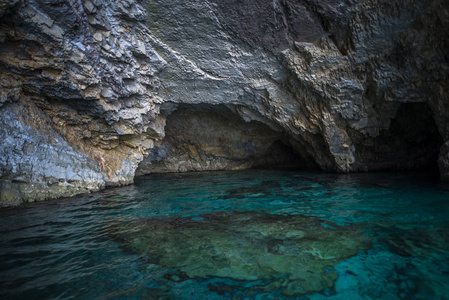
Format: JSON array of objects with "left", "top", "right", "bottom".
[
  {"left": 0, "top": 99, "right": 105, "bottom": 206},
  {"left": 142, "top": 0, "right": 448, "bottom": 174},
  {"left": 136, "top": 104, "right": 316, "bottom": 175},
  {"left": 1, "top": 0, "right": 448, "bottom": 206},
  {"left": 0, "top": 0, "right": 166, "bottom": 205}
]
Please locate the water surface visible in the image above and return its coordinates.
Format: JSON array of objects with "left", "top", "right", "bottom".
[{"left": 1, "top": 170, "right": 449, "bottom": 299}]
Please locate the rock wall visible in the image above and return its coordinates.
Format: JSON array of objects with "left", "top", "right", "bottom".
[
  {"left": 1, "top": 0, "right": 448, "bottom": 206},
  {"left": 136, "top": 104, "right": 316, "bottom": 174},
  {"left": 143, "top": 0, "right": 449, "bottom": 173},
  {"left": 0, "top": 0, "right": 166, "bottom": 206}
]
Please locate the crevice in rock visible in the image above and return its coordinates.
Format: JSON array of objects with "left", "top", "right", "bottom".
[
  {"left": 351, "top": 102, "right": 443, "bottom": 173},
  {"left": 136, "top": 104, "right": 317, "bottom": 175}
]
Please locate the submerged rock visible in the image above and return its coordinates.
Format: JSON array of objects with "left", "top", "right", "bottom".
[
  {"left": 383, "top": 227, "right": 449, "bottom": 259},
  {"left": 110, "top": 211, "right": 371, "bottom": 296}
]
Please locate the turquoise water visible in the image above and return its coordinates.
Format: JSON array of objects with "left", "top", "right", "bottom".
[{"left": 1, "top": 170, "right": 449, "bottom": 299}]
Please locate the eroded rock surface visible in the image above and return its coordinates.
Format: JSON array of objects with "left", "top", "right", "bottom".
[
  {"left": 0, "top": 0, "right": 166, "bottom": 205},
  {"left": 136, "top": 104, "right": 316, "bottom": 174},
  {"left": 143, "top": 0, "right": 448, "bottom": 174},
  {"left": 109, "top": 211, "right": 372, "bottom": 296},
  {"left": 1, "top": 0, "right": 448, "bottom": 205}
]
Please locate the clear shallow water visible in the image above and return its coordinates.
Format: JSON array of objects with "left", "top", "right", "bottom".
[{"left": 1, "top": 170, "right": 449, "bottom": 299}]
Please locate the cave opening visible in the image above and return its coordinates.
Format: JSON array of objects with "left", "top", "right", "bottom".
[
  {"left": 136, "top": 104, "right": 317, "bottom": 175},
  {"left": 354, "top": 102, "right": 443, "bottom": 174}
]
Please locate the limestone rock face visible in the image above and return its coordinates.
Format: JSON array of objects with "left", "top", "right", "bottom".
[
  {"left": 136, "top": 104, "right": 317, "bottom": 174},
  {"left": 142, "top": 0, "right": 448, "bottom": 174},
  {"left": 1, "top": 0, "right": 448, "bottom": 205},
  {"left": 0, "top": 98, "right": 105, "bottom": 206},
  {"left": 0, "top": 0, "right": 166, "bottom": 205}
]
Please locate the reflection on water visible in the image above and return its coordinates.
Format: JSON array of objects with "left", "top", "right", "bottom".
[{"left": 1, "top": 170, "right": 449, "bottom": 299}]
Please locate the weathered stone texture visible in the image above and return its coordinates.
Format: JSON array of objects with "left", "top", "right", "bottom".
[
  {"left": 141, "top": 0, "right": 448, "bottom": 175},
  {"left": 0, "top": 98, "right": 104, "bottom": 206},
  {"left": 0, "top": 0, "right": 167, "bottom": 205},
  {"left": 136, "top": 104, "right": 316, "bottom": 174},
  {"left": 1, "top": 0, "right": 448, "bottom": 205}
]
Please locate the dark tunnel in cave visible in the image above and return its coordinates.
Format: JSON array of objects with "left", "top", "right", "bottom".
[
  {"left": 352, "top": 102, "right": 443, "bottom": 173},
  {"left": 137, "top": 102, "right": 444, "bottom": 176}
]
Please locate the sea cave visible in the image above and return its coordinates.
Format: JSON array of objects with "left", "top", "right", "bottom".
[{"left": 0, "top": 0, "right": 449, "bottom": 298}]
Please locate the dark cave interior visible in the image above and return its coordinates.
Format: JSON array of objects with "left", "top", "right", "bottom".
[
  {"left": 353, "top": 102, "right": 443, "bottom": 173},
  {"left": 138, "top": 102, "right": 444, "bottom": 175},
  {"left": 136, "top": 104, "right": 317, "bottom": 174}
]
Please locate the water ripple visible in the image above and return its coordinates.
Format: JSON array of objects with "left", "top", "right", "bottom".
[{"left": 0, "top": 170, "right": 448, "bottom": 299}]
